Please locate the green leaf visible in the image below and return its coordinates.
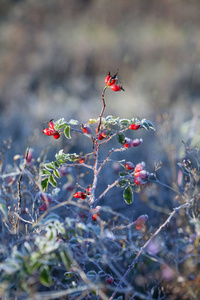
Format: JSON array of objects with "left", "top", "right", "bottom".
[
  {"left": 123, "top": 186, "right": 133, "bottom": 204},
  {"left": 119, "top": 172, "right": 127, "bottom": 177},
  {"left": 55, "top": 118, "right": 68, "bottom": 130},
  {"left": 88, "top": 118, "right": 98, "bottom": 124},
  {"left": 53, "top": 169, "right": 60, "bottom": 178},
  {"left": 48, "top": 175, "right": 57, "bottom": 187},
  {"left": 147, "top": 120, "right": 156, "bottom": 131},
  {"left": 40, "top": 266, "right": 53, "bottom": 287},
  {"left": 0, "top": 203, "right": 7, "bottom": 218},
  {"left": 45, "top": 163, "right": 56, "bottom": 170},
  {"left": 60, "top": 251, "right": 71, "bottom": 269},
  {"left": 64, "top": 126, "right": 71, "bottom": 139},
  {"left": 41, "top": 178, "right": 49, "bottom": 191},
  {"left": 117, "top": 133, "right": 125, "bottom": 144},
  {"left": 40, "top": 169, "right": 52, "bottom": 176},
  {"left": 117, "top": 179, "right": 128, "bottom": 188},
  {"left": 119, "top": 119, "right": 130, "bottom": 126}
]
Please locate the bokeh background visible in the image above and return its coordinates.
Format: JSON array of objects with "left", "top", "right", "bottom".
[{"left": 1, "top": 0, "right": 200, "bottom": 163}]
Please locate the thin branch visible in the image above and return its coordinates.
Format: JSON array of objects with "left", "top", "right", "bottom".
[{"left": 109, "top": 195, "right": 197, "bottom": 300}]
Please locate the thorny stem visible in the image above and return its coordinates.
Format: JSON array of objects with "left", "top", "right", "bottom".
[
  {"left": 109, "top": 196, "right": 197, "bottom": 300},
  {"left": 97, "top": 86, "right": 107, "bottom": 133},
  {"left": 90, "top": 86, "right": 107, "bottom": 204},
  {"left": 93, "top": 178, "right": 121, "bottom": 207}
]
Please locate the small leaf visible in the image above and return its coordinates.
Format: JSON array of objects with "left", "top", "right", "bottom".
[
  {"left": 147, "top": 120, "right": 156, "bottom": 131},
  {"left": 123, "top": 186, "right": 133, "bottom": 204},
  {"left": 53, "top": 169, "right": 60, "bottom": 178},
  {"left": 40, "top": 169, "right": 52, "bottom": 176},
  {"left": 64, "top": 126, "right": 71, "bottom": 139},
  {"left": 117, "top": 179, "right": 128, "bottom": 188},
  {"left": 41, "top": 178, "right": 49, "bottom": 191},
  {"left": 119, "top": 119, "right": 130, "bottom": 126},
  {"left": 60, "top": 251, "right": 71, "bottom": 269},
  {"left": 87, "top": 270, "right": 97, "bottom": 280},
  {"left": 117, "top": 133, "right": 125, "bottom": 144},
  {"left": 88, "top": 118, "right": 98, "bottom": 124},
  {"left": 45, "top": 163, "right": 56, "bottom": 170},
  {"left": 141, "top": 119, "right": 150, "bottom": 130},
  {"left": 40, "top": 266, "right": 53, "bottom": 287},
  {"left": 48, "top": 175, "right": 57, "bottom": 187},
  {"left": 68, "top": 119, "right": 79, "bottom": 125},
  {"left": 119, "top": 172, "right": 127, "bottom": 177}
]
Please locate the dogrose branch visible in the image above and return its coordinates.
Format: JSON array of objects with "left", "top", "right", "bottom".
[{"left": 109, "top": 195, "right": 198, "bottom": 300}]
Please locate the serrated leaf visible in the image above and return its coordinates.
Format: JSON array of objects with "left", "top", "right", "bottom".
[
  {"left": 40, "top": 266, "right": 53, "bottom": 287},
  {"left": 40, "top": 169, "right": 52, "bottom": 176},
  {"left": 64, "top": 126, "right": 71, "bottom": 139},
  {"left": 53, "top": 169, "right": 60, "bottom": 178},
  {"left": 141, "top": 119, "right": 150, "bottom": 130},
  {"left": 147, "top": 120, "right": 156, "bottom": 131},
  {"left": 48, "top": 175, "right": 57, "bottom": 187},
  {"left": 68, "top": 119, "right": 79, "bottom": 125},
  {"left": 123, "top": 186, "right": 133, "bottom": 205},
  {"left": 117, "top": 133, "right": 125, "bottom": 144},
  {"left": 41, "top": 178, "right": 49, "bottom": 191}
]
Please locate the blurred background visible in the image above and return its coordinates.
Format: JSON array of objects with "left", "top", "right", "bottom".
[{"left": 1, "top": 0, "right": 200, "bottom": 162}]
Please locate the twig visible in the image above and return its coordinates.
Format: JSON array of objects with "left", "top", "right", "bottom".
[{"left": 109, "top": 195, "right": 197, "bottom": 300}]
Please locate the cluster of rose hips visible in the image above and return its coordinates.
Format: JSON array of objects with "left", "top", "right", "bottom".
[
  {"left": 125, "top": 161, "right": 149, "bottom": 185},
  {"left": 105, "top": 72, "right": 124, "bottom": 91},
  {"left": 123, "top": 122, "right": 142, "bottom": 148},
  {"left": 43, "top": 120, "right": 60, "bottom": 139},
  {"left": 73, "top": 187, "right": 92, "bottom": 200},
  {"left": 123, "top": 137, "right": 143, "bottom": 149}
]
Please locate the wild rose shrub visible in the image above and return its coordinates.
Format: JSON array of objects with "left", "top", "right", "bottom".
[{"left": 0, "top": 73, "right": 200, "bottom": 300}]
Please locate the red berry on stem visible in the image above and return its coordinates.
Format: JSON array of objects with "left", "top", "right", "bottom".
[
  {"left": 49, "top": 121, "right": 55, "bottom": 129},
  {"left": 124, "top": 138, "right": 132, "bottom": 149},
  {"left": 43, "top": 128, "right": 54, "bottom": 136},
  {"left": 78, "top": 157, "right": 85, "bottom": 164},
  {"left": 135, "top": 215, "right": 148, "bottom": 230},
  {"left": 134, "top": 177, "right": 143, "bottom": 185},
  {"left": 105, "top": 75, "right": 116, "bottom": 86},
  {"left": 134, "top": 170, "right": 148, "bottom": 179},
  {"left": 39, "top": 203, "right": 48, "bottom": 211},
  {"left": 82, "top": 125, "right": 92, "bottom": 135},
  {"left": 135, "top": 162, "right": 145, "bottom": 173},
  {"left": 111, "top": 84, "right": 124, "bottom": 92},
  {"left": 53, "top": 132, "right": 60, "bottom": 139},
  {"left": 129, "top": 123, "right": 140, "bottom": 130},
  {"left": 125, "top": 161, "right": 135, "bottom": 170},
  {"left": 92, "top": 214, "right": 98, "bottom": 221},
  {"left": 132, "top": 138, "right": 143, "bottom": 147},
  {"left": 73, "top": 191, "right": 87, "bottom": 199},
  {"left": 106, "top": 276, "right": 114, "bottom": 284}
]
